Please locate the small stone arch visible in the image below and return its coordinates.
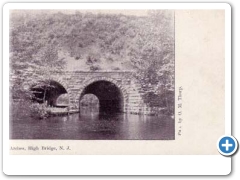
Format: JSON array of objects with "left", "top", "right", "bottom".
[
  {"left": 78, "top": 77, "right": 129, "bottom": 113},
  {"left": 26, "top": 76, "right": 69, "bottom": 92},
  {"left": 28, "top": 77, "right": 69, "bottom": 107},
  {"left": 47, "top": 77, "right": 69, "bottom": 93}
]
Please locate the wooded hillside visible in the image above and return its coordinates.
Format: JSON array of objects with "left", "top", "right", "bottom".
[{"left": 10, "top": 10, "right": 174, "bottom": 114}]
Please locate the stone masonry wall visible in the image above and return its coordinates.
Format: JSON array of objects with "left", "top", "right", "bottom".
[{"left": 11, "top": 70, "right": 164, "bottom": 116}]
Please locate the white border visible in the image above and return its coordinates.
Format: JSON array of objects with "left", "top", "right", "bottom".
[{"left": 2, "top": 3, "right": 231, "bottom": 175}]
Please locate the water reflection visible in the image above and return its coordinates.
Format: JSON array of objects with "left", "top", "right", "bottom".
[
  {"left": 80, "top": 106, "right": 100, "bottom": 121},
  {"left": 10, "top": 106, "right": 174, "bottom": 140}
]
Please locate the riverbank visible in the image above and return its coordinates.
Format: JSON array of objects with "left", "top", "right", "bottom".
[{"left": 47, "top": 107, "right": 79, "bottom": 116}]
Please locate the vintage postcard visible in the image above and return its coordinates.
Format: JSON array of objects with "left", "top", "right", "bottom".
[{"left": 3, "top": 3, "right": 231, "bottom": 175}]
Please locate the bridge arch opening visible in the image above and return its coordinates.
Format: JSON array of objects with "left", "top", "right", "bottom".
[
  {"left": 30, "top": 80, "right": 68, "bottom": 107},
  {"left": 80, "top": 94, "right": 99, "bottom": 108},
  {"left": 80, "top": 94, "right": 100, "bottom": 117},
  {"left": 79, "top": 80, "right": 124, "bottom": 114}
]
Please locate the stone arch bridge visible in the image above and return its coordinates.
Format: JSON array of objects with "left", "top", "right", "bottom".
[{"left": 24, "top": 71, "right": 156, "bottom": 115}]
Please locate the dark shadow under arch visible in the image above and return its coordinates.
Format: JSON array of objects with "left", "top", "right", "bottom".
[
  {"left": 79, "top": 80, "right": 124, "bottom": 114},
  {"left": 30, "top": 80, "right": 68, "bottom": 107}
]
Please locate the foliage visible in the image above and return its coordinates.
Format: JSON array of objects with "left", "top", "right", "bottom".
[
  {"left": 10, "top": 10, "right": 174, "bottom": 114},
  {"left": 10, "top": 11, "right": 66, "bottom": 101},
  {"left": 29, "top": 103, "right": 49, "bottom": 119},
  {"left": 10, "top": 100, "right": 49, "bottom": 120},
  {"left": 80, "top": 94, "right": 99, "bottom": 107}
]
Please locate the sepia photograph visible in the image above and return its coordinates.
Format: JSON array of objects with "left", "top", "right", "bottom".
[
  {"left": 9, "top": 9, "right": 175, "bottom": 140},
  {"left": 3, "top": 3, "right": 230, "bottom": 175}
]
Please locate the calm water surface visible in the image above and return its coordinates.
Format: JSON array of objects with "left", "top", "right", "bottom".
[{"left": 10, "top": 107, "right": 174, "bottom": 140}]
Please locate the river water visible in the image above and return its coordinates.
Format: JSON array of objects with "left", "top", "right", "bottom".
[{"left": 10, "top": 107, "right": 175, "bottom": 140}]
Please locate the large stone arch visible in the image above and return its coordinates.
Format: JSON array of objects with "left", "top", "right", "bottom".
[{"left": 78, "top": 77, "right": 129, "bottom": 113}]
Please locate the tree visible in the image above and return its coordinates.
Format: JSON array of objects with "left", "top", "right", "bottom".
[
  {"left": 10, "top": 11, "right": 66, "bottom": 102},
  {"left": 9, "top": 10, "right": 174, "bottom": 115}
]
